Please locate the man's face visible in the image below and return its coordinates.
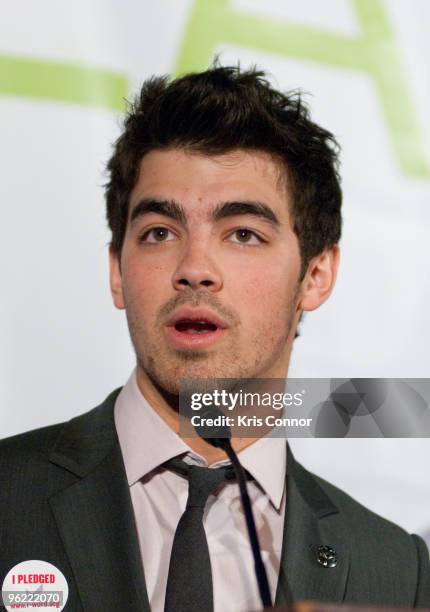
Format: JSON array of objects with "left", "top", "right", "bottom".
[{"left": 110, "top": 149, "right": 305, "bottom": 394}]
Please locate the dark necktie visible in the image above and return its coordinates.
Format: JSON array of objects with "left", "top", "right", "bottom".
[{"left": 163, "top": 456, "right": 236, "bottom": 612}]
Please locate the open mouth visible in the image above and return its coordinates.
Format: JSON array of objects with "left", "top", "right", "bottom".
[
  {"left": 165, "top": 309, "right": 227, "bottom": 349},
  {"left": 174, "top": 319, "right": 218, "bottom": 334}
]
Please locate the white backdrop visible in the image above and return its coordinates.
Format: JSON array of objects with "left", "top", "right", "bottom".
[{"left": 1, "top": 0, "right": 429, "bottom": 543}]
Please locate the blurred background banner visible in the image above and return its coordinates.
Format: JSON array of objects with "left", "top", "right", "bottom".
[{"left": 1, "top": 0, "right": 429, "bottom": 543}]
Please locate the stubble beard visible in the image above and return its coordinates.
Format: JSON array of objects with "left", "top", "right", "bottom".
[{"left": 125, "top": 288, "right": 299, "bottom": 396}]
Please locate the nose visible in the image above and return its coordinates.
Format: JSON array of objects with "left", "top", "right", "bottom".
[{"left": 172, "top": 240, "right": 223, "bottom": 292}]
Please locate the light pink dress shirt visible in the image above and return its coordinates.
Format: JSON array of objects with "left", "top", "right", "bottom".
[{"left": 114, "top": 367, "right": 287, "bottom": 612}]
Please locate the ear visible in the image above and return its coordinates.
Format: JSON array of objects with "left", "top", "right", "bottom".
[
  {"left": 298, "top": 246, "right": 340, "bottom": 312},
  {"left": 109, "top": 246, "right": 125, "bottom": 310}
]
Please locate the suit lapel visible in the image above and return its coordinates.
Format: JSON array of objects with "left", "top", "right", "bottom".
[
  {"left": 275, "top": 446, "right": 350, "bottom": 605},
  {"left": 48, "top": 388, "right": 150, "bottom": 612}
]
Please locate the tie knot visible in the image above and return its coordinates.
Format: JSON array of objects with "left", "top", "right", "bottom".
[
  {"left": 164, "top": 457, "right": 235, "bottom": 509},
  {"left": 187, "top": 464, "right": 232, "bottom": 508}
]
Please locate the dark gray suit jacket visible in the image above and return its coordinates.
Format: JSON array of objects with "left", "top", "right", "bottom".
[{"left": 1, "top": 387, "right": 429, "bottom": 610}]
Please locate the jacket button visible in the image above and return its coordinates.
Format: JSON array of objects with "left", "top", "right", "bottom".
[{"left": 316, "top": 545, "right": 338, "bottom": 568}]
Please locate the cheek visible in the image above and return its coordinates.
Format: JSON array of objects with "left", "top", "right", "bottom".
[
  {"left": 228, "top": 258, "right": 297, "bottom": 317},
  {"left": 122, "top": 260, "right": 170, "bottom": 315}
]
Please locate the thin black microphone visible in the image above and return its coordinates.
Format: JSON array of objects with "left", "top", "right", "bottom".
[{"left": 193, "top": 405, "right": 273, "bottom": 610}]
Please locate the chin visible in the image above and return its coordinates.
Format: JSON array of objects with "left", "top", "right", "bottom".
[
  {"left": 174, "top": 349, "right": 212, "bottom": 362},
  {"left": 148, "top": 356, "right": 239, "bottom": 395}
]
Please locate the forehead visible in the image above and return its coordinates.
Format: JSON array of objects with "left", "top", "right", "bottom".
[{"left": 128, "top": 148, "right": 290, "bottom": 221}]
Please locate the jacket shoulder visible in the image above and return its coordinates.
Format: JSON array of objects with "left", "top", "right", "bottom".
[
  {"left": 0, "top": 386, "right": 123, "bottom": 496},
  {"left": 311, "top": 467, "right": 418, "bottom": 540},
  {"left": 0, "top": 421, "right": 65, "bottom": 461}
]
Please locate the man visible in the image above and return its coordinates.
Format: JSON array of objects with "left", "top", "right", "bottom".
[{"left": 1, "top": 65, "right": 429, "bottom": 611}]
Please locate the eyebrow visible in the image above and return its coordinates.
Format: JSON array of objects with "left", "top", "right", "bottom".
[
  {"left": 212, "top": 200, "right": 280, "bottom": 229},
  {"left": 129, "top": 198, "right": 281, "bottom": 230},
  {"left": 130, "top": 199, "right": 186, "bottom": 226}
]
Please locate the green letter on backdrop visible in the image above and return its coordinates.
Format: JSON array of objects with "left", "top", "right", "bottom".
[{"left": 175, "top": 0, "right": 429, "bottom": 178}]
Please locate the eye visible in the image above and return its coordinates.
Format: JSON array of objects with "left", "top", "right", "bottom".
[
  {"left": 139, "top": 227, "right": 176, "bottom": 243},
  {"left": 228, "top": 229, "right": 263, "bottom": 245}
]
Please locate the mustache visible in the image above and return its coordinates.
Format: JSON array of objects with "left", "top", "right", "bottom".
[{"left": 157, "top": 289, "right": 239, "bottom": 327}]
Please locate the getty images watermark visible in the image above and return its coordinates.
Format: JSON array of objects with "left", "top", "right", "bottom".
[{"left": 178, "top": 378, "right": 430, "bottom": 438}]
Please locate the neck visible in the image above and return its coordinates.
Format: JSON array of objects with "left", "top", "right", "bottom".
[
  {"left": 180, "top": 436, "right": 259, "bottom": 466},
  {"left": 135, "top": 361, "right": 290, "bottom": 465}
]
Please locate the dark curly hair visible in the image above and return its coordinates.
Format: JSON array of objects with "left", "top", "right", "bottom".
[{"left": 105, "top": 64, "right": 342, "bottom": 279}]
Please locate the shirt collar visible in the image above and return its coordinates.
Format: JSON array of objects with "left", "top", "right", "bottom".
[
  {"left": 114, "top": 368, "right": 190, "bottom": 485},
  {"left": 115, "top": 367, "right": 286, "bottom": 510},
  {"left": 235, "top": 434, "right": 286, "bottom": 510}
]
